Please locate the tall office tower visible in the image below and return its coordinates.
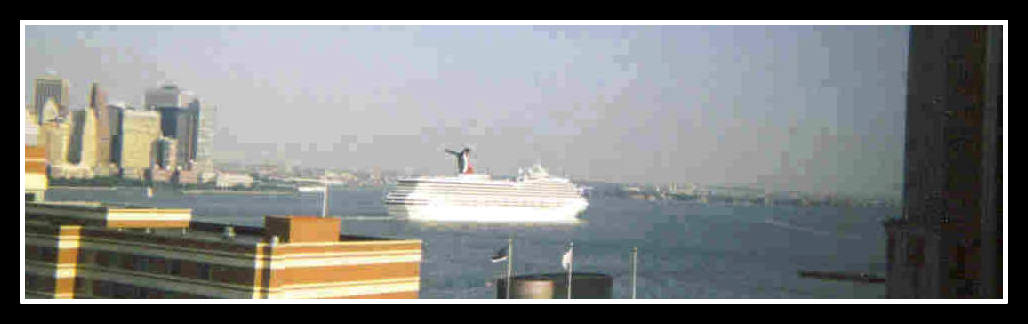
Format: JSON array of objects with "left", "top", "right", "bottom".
[
  {"left": 144, "top": 83, "right": 189, "bottom": 110},
  {"left": 88, "top": 83, "right": 114, "bottom": 171},
  {"left": 40, "top": 121, "right": 72, "bottom": 170},
  {"left": 38, "top": 99, "right": 71, "bottom": 166},
  {"left": 153, "top": 136, "right": 177, "bottom": 170},
  {"left": 33, "top": 74, "right": 70, "bottom": 124},
  {"left": 118, "top": 110, "right": 161, "bottom": 180},
  {"left": 106, "top": 104, "right": 125, "bottom": 167},
  {"left": 195, "top": 101, "right": 216, "bottom": 172},
  {"left": 885, "top": 26, "right": 1003, "bottom": 298},
  {"left": 26, "top": 107, "right": 39, "bottom": 146},
  {"left": 66, "top": 108, "right": 98, "bottom": 168},
  {"left": 156, "top": 106, "right": 198, "bottom": 169}
]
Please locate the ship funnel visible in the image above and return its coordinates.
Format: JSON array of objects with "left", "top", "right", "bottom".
[{"left": 445, "top": 147, "right": 473, "bottom": 175}]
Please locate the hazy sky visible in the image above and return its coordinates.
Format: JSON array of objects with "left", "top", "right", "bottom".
[{"left": 24, "top": 25, "right": 909, "bottom": 195}]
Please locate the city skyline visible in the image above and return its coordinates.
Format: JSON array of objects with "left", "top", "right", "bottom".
[{"left": 25, "top": 25, "right": 909, "bottom": 196}]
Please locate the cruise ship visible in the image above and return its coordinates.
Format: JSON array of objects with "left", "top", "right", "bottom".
[{"left": 385, "top": 148, "right": 588, "bottom": 223}]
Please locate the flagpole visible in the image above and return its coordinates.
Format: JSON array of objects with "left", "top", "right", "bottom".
[
  {"left": 567, "top": 241, "right": 573, "bottom": 299},
  {"left": 631, "top": 246, "right": 638, "bottom": 299},
  {"left": 321, "top": 170, "right": 328, "bottom": 218},
  {"left": 506, "top": 235, "right": 513, "bottom": 299}
]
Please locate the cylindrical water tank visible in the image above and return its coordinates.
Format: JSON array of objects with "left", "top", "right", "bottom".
[{"left": 496, "top": 272, "right": 613, "bottom": 299}]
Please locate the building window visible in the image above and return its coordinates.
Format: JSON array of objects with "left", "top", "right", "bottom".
[
  {"left": 109, "top": 253, "right": 122, "bottom": 269},
  {"left": 133, "top": 255, "right": 149, "bottom": 272},
  {"left": 96, "top": 251, "right": 109, "bottom": 267},
  {"left": 197, "top": 263, "right": 211, "bottom": 280},
  {"left": 94, "top": 281, "right": 112, "bottom": 297},
  {"left": 133, "top": 287, "right": 147, "bottom": 299},
  {"left": 112, "top": 283, "right": 135, "bottom": 298},
  {"left": 169, "top": 259, "right": 182, "bottom": 276},
  {"left": 148, "top": 256, "right": 166, "bottom": 274}
]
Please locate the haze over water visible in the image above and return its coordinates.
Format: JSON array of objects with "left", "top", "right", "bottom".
[{"left": 26, "top": 25, "right": 908, "bottom": 197}]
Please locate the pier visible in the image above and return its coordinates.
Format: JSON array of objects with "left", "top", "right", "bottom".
[{"left": 798, "top": 270, "right": 885, "bottom": 284}]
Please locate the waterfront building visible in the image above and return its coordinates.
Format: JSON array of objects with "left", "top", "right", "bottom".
[
  {"left": 36, "top": 105, "right": 100, "bottom": 180},
  {"left": 88, "top": 83, "right": 118, "bottom": 176},
  {"left": 199, "top": 171, "right": 217, "bottom": 184},
  {"left": 25, "top": 145, "right": 47, "bottom": 202},
  {"left": 216, "top": 172, "right": 254, "bottom": 188},
  {"left": 118, "top": 110, "right": 161, "bottom": 180},
  {"left": 105, "top": 104, "right": 125, "bottom": 170},
  {"left": 26, "top": 107, "right": 39, "bottom": 146},
  {"left": 149, "top": 168, "right": 174, "bottom": 184},
  {"left": 156, "top": 105, "right": 198, "bottom": 170},
  {"left": 154, "top": 136, "right": 177, "bottom": 170},
  {"left": 885, "top": 26, "right": 1003, "bottom": 298},
  {"left": 24, "top": 202, "right": 422, "bottom": 299},
  {"left": 67, "top": 108, "right": 98, "bottom": 169},
  {"left": 195, "top": 102, "right": 216, "bottom": 173},
  {"left": 33, "top": 74, "right": 70, "bottom": 124},
  {"left": 175, "top": 169, "right": 199, "bottom": 185},
  {"left": 38, "top": 105, "right": 72, "bottom": 170}
]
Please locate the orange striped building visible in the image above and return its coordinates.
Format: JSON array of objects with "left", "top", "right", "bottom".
[
  {"left": 24, "top": 202, "right": 422, "bottom": 299},
  {"left": 25, "top": 145, "right": 48, "bottom": 202}
]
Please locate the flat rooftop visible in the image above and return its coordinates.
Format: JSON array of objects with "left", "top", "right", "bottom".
[{"left": 25, "top": 201, "right": 405, "bottom": 245}]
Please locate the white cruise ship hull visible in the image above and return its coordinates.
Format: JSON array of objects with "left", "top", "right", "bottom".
[
  {"left": 387, "top": 200, "right": 588, "bottom": 224},
  {"left": 384, "top": 170, "right": 589, "bottom": 223}
]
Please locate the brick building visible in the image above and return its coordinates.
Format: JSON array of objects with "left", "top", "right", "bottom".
[{"left": 24, "top": 202, "right": 422, "bottom": 299}]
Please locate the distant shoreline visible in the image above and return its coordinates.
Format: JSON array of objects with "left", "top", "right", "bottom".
[{"left": 48, "top": 186, "right": 120, "bottom": 191}]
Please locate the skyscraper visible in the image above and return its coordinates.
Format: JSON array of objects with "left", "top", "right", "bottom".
[
  {"left": 66, "top": 107, "right": 98, "bottom": 168},
  {"left": 154, "top": 136, "right": 177, "bottom": 170},
  {"left": 885, "top": 26, "right": 1003, "bottom": 298},
  {"left": 144, "top": 83, "right": 189, "bottom": 110},
  {"left": 118, "top": 110, "right": 161, "bottom": 180},
  {"left": 33, "top": 74, "right": 70, "bottom": 124},
  {"left": 195, "top": 101, "right": 217, "bottom": 172},
  {"left": 88, "top": 83, "right": 117, "bottom": 175},
  {"left": 106, "top": 104, "right": 125, "bottom": 168},
  {"left": 156, "top": 105, "right": 198, "bottom": 169}
]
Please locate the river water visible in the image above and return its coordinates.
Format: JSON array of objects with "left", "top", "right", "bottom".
[{"left": 44, "top": 186, "right": 892, "bottom": 298}]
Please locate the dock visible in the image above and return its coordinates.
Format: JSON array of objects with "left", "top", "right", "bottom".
[{"left": 798, "top": 270, "right": 885, "bottom": 284}]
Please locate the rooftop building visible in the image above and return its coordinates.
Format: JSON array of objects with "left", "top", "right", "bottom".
[
  {"left": 118, "top": 110, "right": 161, "bottom": 179},
  {"left": 25, "top": 145, "right": 47, "bottom": 202},
  {"left": 33, "top": 75, "right": 69, "bottom": 124},
  {"left": 24, "top": 202, "right": 423, "bottom": 299},
  {"left": 144, "top": 83, "right": 188, "bottom": 110}
]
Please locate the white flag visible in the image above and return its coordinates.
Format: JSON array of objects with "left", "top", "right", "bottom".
[{"left": 561, "top": 246, "right": 573, "bottom": 270}]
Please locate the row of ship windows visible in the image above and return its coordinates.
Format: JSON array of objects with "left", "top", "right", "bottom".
[
  {"left": 388, "top": 199, "right": 569, "bottom": 208},
  {"left": 389, "top": 192, "right": 583, "bottom": 199},
  {"left": 389, "top": 193, "right": 582, "bottom": 199},
  {"left": 396, "top": 184, "right": 579, "bottom": 191}
]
